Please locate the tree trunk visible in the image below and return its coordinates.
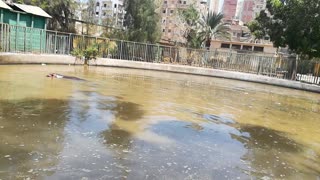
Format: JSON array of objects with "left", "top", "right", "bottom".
[
  {"left": 84, "top": 59, "right": 89, "bottom": 65},
  {"left": 205, "top": 38, "right": 211, "bottom": 50}
]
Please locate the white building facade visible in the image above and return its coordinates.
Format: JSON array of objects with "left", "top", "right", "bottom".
[{"left": 94, "top": 0, "right": 125, "bottom": 28}]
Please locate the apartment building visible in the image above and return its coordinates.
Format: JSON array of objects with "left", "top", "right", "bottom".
[
  {"left": 160, "top": 0, "right": 209, "bottom": 44},
  {"left": 240, "top": 0, "right": 254, "bottom": 23},
  {"left": 94, "top": 0, "right": 125, "bottom": 28},
  {"left": 208, "top": 0, "right": 220, "bottom": 13},
  {"left": 235, "top": 0, "right": 243, "bottom": 19},
  {"left": 222, "top": 0, "right": 238, "bottom": 21},
  {"left": 252, "top": 0, "right": 266, "bottom": 19},
  {"left": 238, "top": 0, "right": 266, "bottom": 23}
]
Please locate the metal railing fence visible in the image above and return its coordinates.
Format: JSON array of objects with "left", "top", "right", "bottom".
[{"left": 0, "top": 22, "right": 319, "bottom": 85}]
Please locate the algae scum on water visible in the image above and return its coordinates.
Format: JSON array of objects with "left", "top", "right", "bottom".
[{"left": 0, "top": 65, "right": 319, "bottom": 179}]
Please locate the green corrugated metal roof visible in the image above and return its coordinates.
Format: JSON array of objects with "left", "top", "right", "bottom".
[
  {"left": 13, "top": 3, "right": 51, "bottom": 18},
  {"left": 0, "top": 0, "right": 12, "bottom": 10}
]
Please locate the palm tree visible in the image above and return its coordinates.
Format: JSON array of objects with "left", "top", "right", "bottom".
[
  {"left": 199, "top": 12, "right": 231, "bottom": 49},
  {"left": 180, "top": 8, "right": 230, "bottom": 49}
]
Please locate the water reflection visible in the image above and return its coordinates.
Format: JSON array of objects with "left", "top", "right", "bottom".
[
  {"left": 238, "top": 124, "right": 301, "bottom": 152},
  {"left": 112, "top": 102, "right": 144, "bottom": 121},
  {"left": 0, "top": 65, "right": 319, "bottom": 179},
  {"left": 100, "top": 124, "right": 133, "bottom": 149},
  {"left": 235, "top": 124, "right": 303, "bottom": 178},
  {"left": 0, "top": 99, "right": 68, "bottom": 179}
]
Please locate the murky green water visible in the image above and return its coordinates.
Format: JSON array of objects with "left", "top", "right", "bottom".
[{"left": 0, "top": 65, "right": 319, "bottom": 179}]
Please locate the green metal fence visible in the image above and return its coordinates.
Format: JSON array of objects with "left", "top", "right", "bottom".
[{"left": 0, "top": 22, "right": 319, "bottom": 85}]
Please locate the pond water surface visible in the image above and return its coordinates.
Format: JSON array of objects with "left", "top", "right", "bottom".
[{"left": 0, "top": 65, "right": 319, "bottom": 179}]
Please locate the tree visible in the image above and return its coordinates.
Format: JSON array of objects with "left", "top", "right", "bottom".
[
  {"left": 200, "top": 12, "right": 231, "bottom": 48},
  {"left": 180, "top": 7, "right": 230, "bottom": 49},
  {"left": 123, "top": 0, "right": 161, "bottom": 43},
  {"left": 79, "top": 0, "right": 98, "bottom": 35},
  {"left": 12, "top": 0, "right": 77, "bottom": 32},
  {"left": 180, "top": 6, "right": 202, "bottom": 48},
  {"left": 249, "top": 0, "right": 320, "bottom": 58},
  {"left": 246, "top": 11, "right": 270, "bottom": 40}
]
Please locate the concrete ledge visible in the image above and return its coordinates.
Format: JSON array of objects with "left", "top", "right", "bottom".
[{"left": 0, "top": 53, "right": 319, "bottom": 93}]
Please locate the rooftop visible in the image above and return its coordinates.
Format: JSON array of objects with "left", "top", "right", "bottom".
[
  {"left": 13, "top": 3, "right": 51, "bottom": 18},
  {"left": 0, "top": 0, "right": 12, "bottom": 10}
]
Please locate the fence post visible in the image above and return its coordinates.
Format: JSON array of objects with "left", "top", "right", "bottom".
[
  {"left": 30, "top": 27, "right": 33, "bottom": 52},
  {"left": 204, "top": 49, "right": 209, "bottom": 67},
  {"left": 15, "top": 26, "right": 17, "bottom": 52},
  {"left": 169, "top": 46, "right": 172, "bottom": 63},
  {"left": 157, "top": 45, "right": 160, "bottom": 63},
  {"left": 24, "top": 27, "right": 26, "bottom": 52},
  {"left": 120, "top": 40, "right": 123, "bottom": 60},
  {"left": 54, "top": 31, "right": 58, "bottom": 54},
  {"left": 39, "top": 30, "right": 42, "bottom": 54},
  {"left": 0, "top": 23, "right": 2, "bottom": 52},
  {"left": 293, "top": 54, "right": 299, "bottom": 80},
  {"left": 144, "top": 43, "right": 147, "bottom": 62},
  {"left": 81, "top": 35, "right": 84, "bottom": 50},
  {"left": 132, "top": 42, "right": 135, "bottom": 61},
  {"left": 68, "top": 33, "right": 72, "bottom": 55},
  {"left": 7, "top": 25, "right": 9, "bottom": 52}
]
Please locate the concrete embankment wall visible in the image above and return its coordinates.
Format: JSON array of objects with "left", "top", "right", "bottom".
[{"left": 0, "top": 53, "right": 319, "bottom": 93}]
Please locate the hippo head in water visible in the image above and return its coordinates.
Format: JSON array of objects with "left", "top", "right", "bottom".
[
  {"left": 46, "top": 73, "right": 63, "bottom": 78},
  {"left": 46, "top": 73, "right": 55, "bottom": 77}
]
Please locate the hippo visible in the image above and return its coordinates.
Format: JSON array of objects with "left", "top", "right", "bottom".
[{"left": 46, "top": 73, "right": 86, "bottom": 81}]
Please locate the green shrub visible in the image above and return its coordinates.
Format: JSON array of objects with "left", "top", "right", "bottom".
[
  {"left": 71, "top": 44, "right": 98, "bottom": 65},
  {"left": 71, "top": 48, "right": 84, "bottom": 60},
  {"left": 83, "top": 45, "right": 98, "bottom": 65}
]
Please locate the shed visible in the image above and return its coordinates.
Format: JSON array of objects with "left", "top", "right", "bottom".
[{"left": 0, "top": 0, "right": 51, "bottom": 52}]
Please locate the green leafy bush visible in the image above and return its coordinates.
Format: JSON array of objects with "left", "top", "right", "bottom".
[
  {"left": 71, "top": 48, "right": 84, "bottom": 60},
  {"left": 83, "top": 45, "right": 98, "bottom": 65}
]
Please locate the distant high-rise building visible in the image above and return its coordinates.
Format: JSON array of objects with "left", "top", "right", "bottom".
[
  {"left": 222, "top": 0, "right": 238, "bottom": 21},
  {"left": 160, "top": 0, "right": 209, "bottom": 44},
  {"left": 239, "top": 0, "right": 266, "bottom": 23},
  {"left": 235, "top": 0, "right": 243, "bottom": 19},
  {"left": 252, "top": 0, "right": 266, "bottom": 18},
  {"left": 241, "top": 0, "right": 254, "bottom": 23},
  {"left": 94, "top": 0, "right": 125, "bottom": 28},
  {"left": 208, "top": 0, "right": 220, "bottom": 13}
]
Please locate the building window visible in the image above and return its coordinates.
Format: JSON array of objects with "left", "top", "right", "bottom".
[
  {"left": 96, "top": 12, "right": 99, "bottom": 15},
  {"left": 183, "top": 1, "right": 186, "bottom": 4},
  {"left": 232, "top": 44, "right": 241, "bottom": 50},
  {"left": 242, "top": 45, "right": 252, "bottom": 51},
  {"left": 179, "top": 0, "right": 182, "bottom": 4},
  {"left": 168, "top": 29, "right": 171, "bottom": 33},
  {"left": 163, "top": 9, "right": 166, "bottom": 13},
  {"left": 162, "top": 19, "right": 166, "bottom": 23},
  {"left": 115, "top": 4, "right": 117, "bottom": 8},
  {"left": 254, "top": 46, "right": 264, "bottom": 52},
  {"left": 170, "top": 10, "right": 174, "bottom": 14},
  {"left": 163, "top": 29, "right": 165, "bottom": 32},
  {"left": 96, "top": 2, "right": 100, "bottom": 6},
  {"left": 164, "top": 1, "right": 167, "bottom": 4},
  {"left": 221, "top": 43, "right": 230, "bottom": 49},
  {"left": 104, "top": 4, "right": 107, "bottom": 7},
  {"left": 103, "top": 12, "right": 106, "bottom": 16}
]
